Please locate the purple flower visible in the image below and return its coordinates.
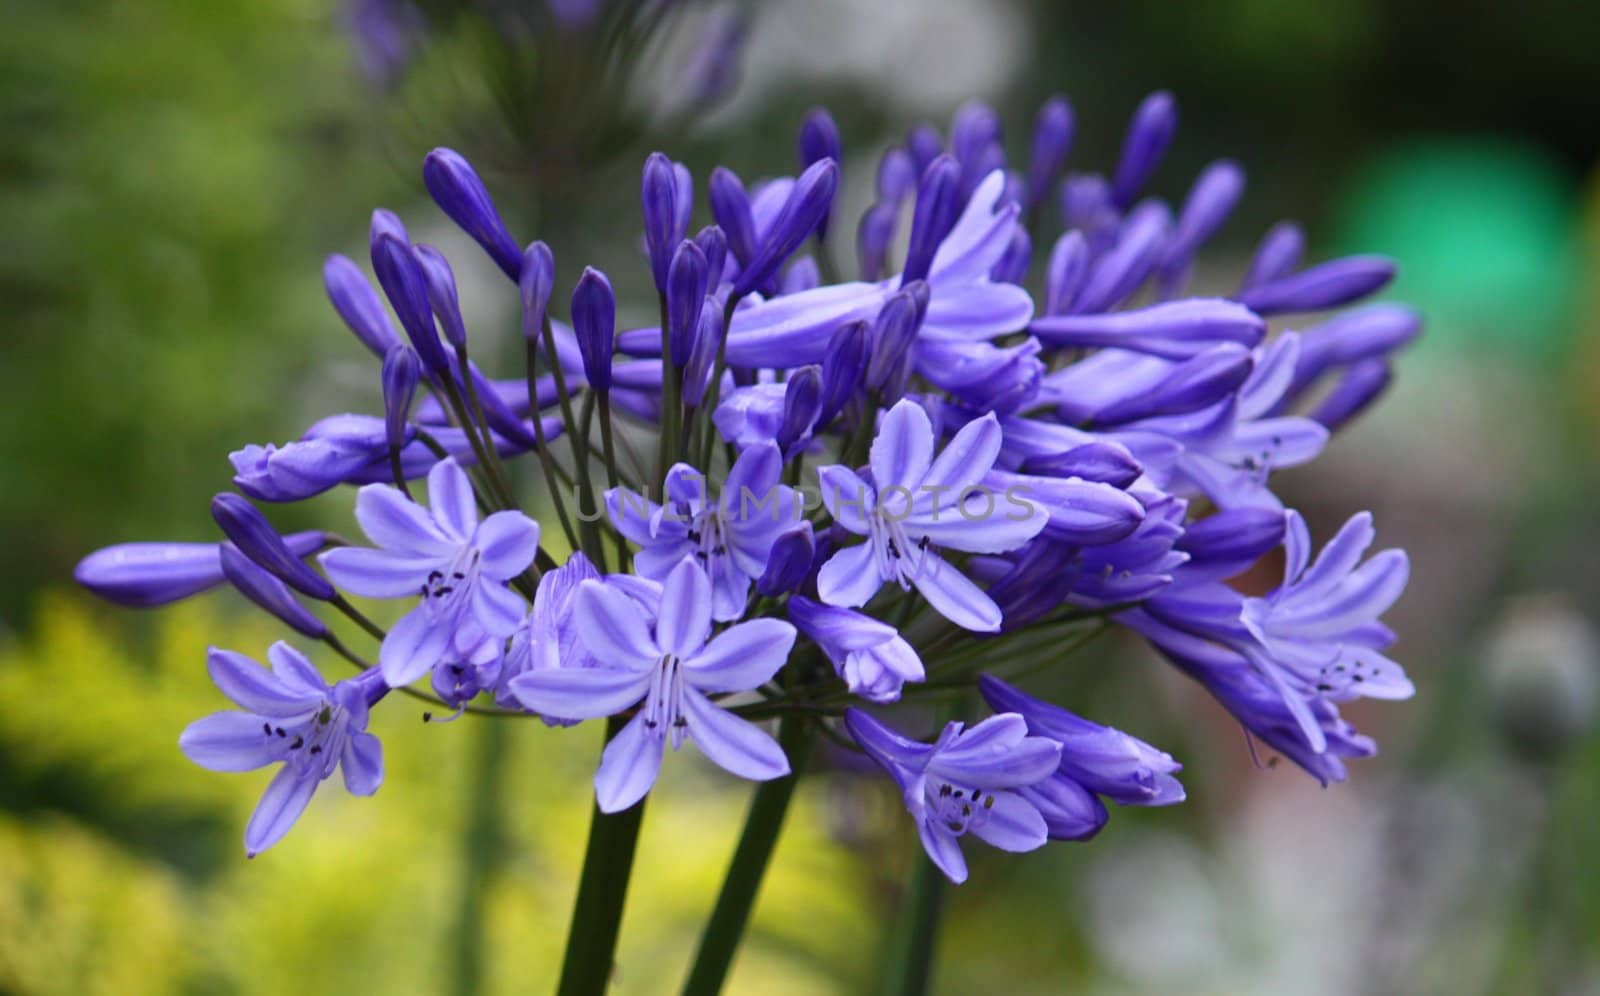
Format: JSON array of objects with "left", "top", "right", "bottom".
[
  {"left": 816, "top": 400, "right": 1046, "bottom": 632},
  {"left": 75, "top": 533, "right": 324, "bottom": 608},
  {"left": 977, "top": 674, "right": 1184, "bottom": 809},
  {"left": 179, "top": 643, "right": 385, "bottom": 856},
  {"left": 1240, "top": 511, "right": 1414, "bottom": 705},
  {"left": 844, "top": 709, "right": 1061, "bottom": 884},
  {"left": 788, "top": 596, "right": 924, "bottom": 703},
  {"left": 502, "top": 551, "right": 601, "bottom": 717},
  {"left": 606, "top": 442, "right": 800, "bottom": 621},
  {"left": 422, "top": 148, "right": 523, "bottom": 282},
  {"left": 319, "top": 458, "right": 540, "bottom": 686},
  {"left": 511, "top": 558, "right": 796, "bottom": 813},
  {"left": 1122, "top": 607, "right": 1377, "bottom": 785}
]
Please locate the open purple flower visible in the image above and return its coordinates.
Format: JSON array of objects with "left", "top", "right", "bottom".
[
  {"left": 978, "top": 674, "right": 1185, "bottom": 828},
  {"left": 319, "top": 458, "right": 540, "bottom": 686},
  {"left": 816, "top": 399, "right": 1046, "bottom": 632},
  {"left": 511, "top": 558, "right": 796, "bottom": 812},
  {"left": 844, "top": 708, "right": 1061, "bottom": 884},
  {"left": 788, "top": 596, "right": 924, "bottom": 703},
  {"left": 605, "top": 442, "right": 800, "bottom": 621},
  {"left": 179, "top": 643, "right": 385, "bottom": 856}
]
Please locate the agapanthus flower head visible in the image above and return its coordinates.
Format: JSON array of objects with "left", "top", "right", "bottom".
[
  {"left": 180, "top": 644, "right": 385, "bottom": 856},
  {"left": 83, "top": 85, "right": 1421, "bottom": 906}
]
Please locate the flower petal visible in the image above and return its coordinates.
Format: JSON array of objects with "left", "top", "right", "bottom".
[
  {"left": 354, "top": 484, "right": 454, "bottom": 556},
  {"left": 475, "top": 511, "right": 540, "bottom": 579},
  {"left": 509, "top": 666, "right": 652, "bottom": 719},
  {"left": 341, "top": 731, "right": 384, "bottom": 796},
  {"left": 816, "top": 465, "right": 874, "bottom": 534},
  {"left": 179, "top": 712, "right": 279, "bottom": 772},
  {"left": 472, "top": 580, "right": 527, "bottom": 637},
  {"left": 909, "top": 557, "right": 1002, "bottom": 632},
  {"left": 870, "top": 400, "right": 935, "bottom": 490},
  {"left": 574, "top": 580, "right": 661, "bottom": 666},
  {"left": 319, "top": 547, "right": 437, "bottom": 599},
  {"left": 266, "top": 642, "right": 331, "bottom": 698},
  {"left": 244, "top": 765, "right": 321, "bottom": 856},
  {"left": 816, "top": 542, "right": 884, "bottom": 609},
  {"left": 207, "top": 648, "right": 322, "bottom": 716},
  {"left": 683, "top": 689, "right": 791, "bottom": 781},
  {"left": 379, "top": 605, "right": 451, "bottom": 686},
  {"left": 685, "top": 618, "right": 796, "bottom": 693},
  {"left": 656, "top": 558, "right": 713, "bottom": 658},
  {"left": 968, "top": 790, "right": 1050, "bottom": 852},
  {"left": 594, "top": 712, "right": 665, "bottom": 813},
  {"left": 427, "top": 458, "right": 479, "bottom": 541},
  {"left": 920, "top": 412, "right": 1001, "bottom": 497},
  {"left": 915, "top": 819, "right": 969, "bottom": 884}
]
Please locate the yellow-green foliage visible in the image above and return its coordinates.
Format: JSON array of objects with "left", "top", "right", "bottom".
[{"left": 0, "top": 592, "right": 875, "bottom": 994}]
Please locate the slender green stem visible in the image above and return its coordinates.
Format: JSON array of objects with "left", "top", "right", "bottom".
[
  {"left": 454, "top": 344, "right": 518, "bottom": 504},
  {"left": 597, "top": 390, "right": 631, "bottom": 570},
  {"left": 451, "top": 718, "right": 508, "bottom": 996},
  {"left": 525, "top": 343, "right": 581, "bottom": 552},
  {"left": 555, "top": 715, "right": 648, "bottom": 996},
  {"left": 680, "top": 715, "right": 814, "bottom": 996},
  {"left": 876, "top": 844, "right": 947, "bottom": 996}
]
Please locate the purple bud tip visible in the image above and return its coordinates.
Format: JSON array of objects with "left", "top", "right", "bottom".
[
  {"left": 641, "top": 152, "right": 681, "bottom": 294},
  {"left": 694, "top": 225, "right": 728, "bottom": 289},
  {"left": 74, "top": 541, "right": 229, "bottom": 608},
  {"left": 1045, "top": 231, "right": 1090, "bottom": 316},
  {"left": 817, "top": 320, "right": 869, "bottom": 427},
  {"left": 412, "top": 244, "right": 467, "bottom": 350},
  {"left": 422, "top": 148, "right": 522, "bottom": 282},
  {"left": 369, "top": 208, "right": 409, "bottom": 250},
  {"left": 1021, "top": 442, "right": 1142, "bottom": 489},
  {"left": 1310, "top": 359, "right": 1392, "bottom": 432},
  {"left": 1091, "top": 342, "right": 1255, "bottom": 425},
  {"left": 1175, "top": 508, "right": 1287, "bottom": 566},
  {"left": 684, "top": 304, "right": 724, "bottom": 407},
  {"left": 901, "top": 155, "right": 961, "bottom": 285},
  {"left": 1163, "top": 159, "right": 1245, "bottom": 270},
  {"left": 799, "top": 107, "right": 843, "bottom": 169},
  {"left": 382, "top": 344, "right": 421, "bottom": 449},
  {"left": 866, "top": 282, "right": 929, "bottom": 389},
  {"left": 1236, "top": 255, "right": 1397, "bottom": 317},
  {"left": 372, "top": 234, "right": 450, "bottom": 374},
  {"left": 777, "top": 366, "right": 823, "bottom": 454},
  {"left": 323, "top": 254, "right": 400, "bottom": 357},
  {"left": 757, "top": 525, "right": 816, "bottom": 597},
  {"left": 856, "top": 202, "right": 897, "bottom": 283},
  {"left": 950, "top": 100, "right": 1002, "bottom": 172},
  {"left": 1240, "top": 221, "right": 1306, "bottom": 292},
  {"left": 211, "top": 494, "right": 335, "bottom": 600},
  {"left": 219, "top": 544, "right": 329, "bottom": 640},
  {"left": 519, "top": 241, "right": 556, "bottom": 342},
  {"left": 906, "top": 124, "right": 944, "bottom": 174},
  {"left": 571, "top": 266, "right": 617, "bottom": 392},
  {"left": 1112, "top": 90, "right": 1178, "bottom": 209},
  {"left": 876, "top": 147, "right": 917, "bottom": 204},
  {"left": 667, "top": 240, "right": 710, "bottom": 368},
  {"left": 731, "top": 158, "right": 838, "bottom": 301},
  {"left": 709, "top": 167, "right": 758, "bottom": 268},
  {"left": 1026, "top": 96, "right": 1075, "bottom": 210}
]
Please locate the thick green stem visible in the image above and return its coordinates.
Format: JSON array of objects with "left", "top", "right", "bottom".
[
  {"left": 680, "top": 715, "right": 814, "bottom": 996},
  {"left": 451, "top": 717, "right": 508, "bottom": 996},
  {"left": 555, "top": 716, "right": 648, "bottom": 996},
  {"left": 876, "top": 848, "right": 947, "bottom": 996}
]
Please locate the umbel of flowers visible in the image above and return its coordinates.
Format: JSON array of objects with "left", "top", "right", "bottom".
[{"left": 77, "top": 90, "right": 1418, "bottom": 992}]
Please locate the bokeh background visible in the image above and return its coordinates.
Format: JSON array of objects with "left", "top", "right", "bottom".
[{"left": 5, "top": 0, "right": 1600, "bottom": 992}]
